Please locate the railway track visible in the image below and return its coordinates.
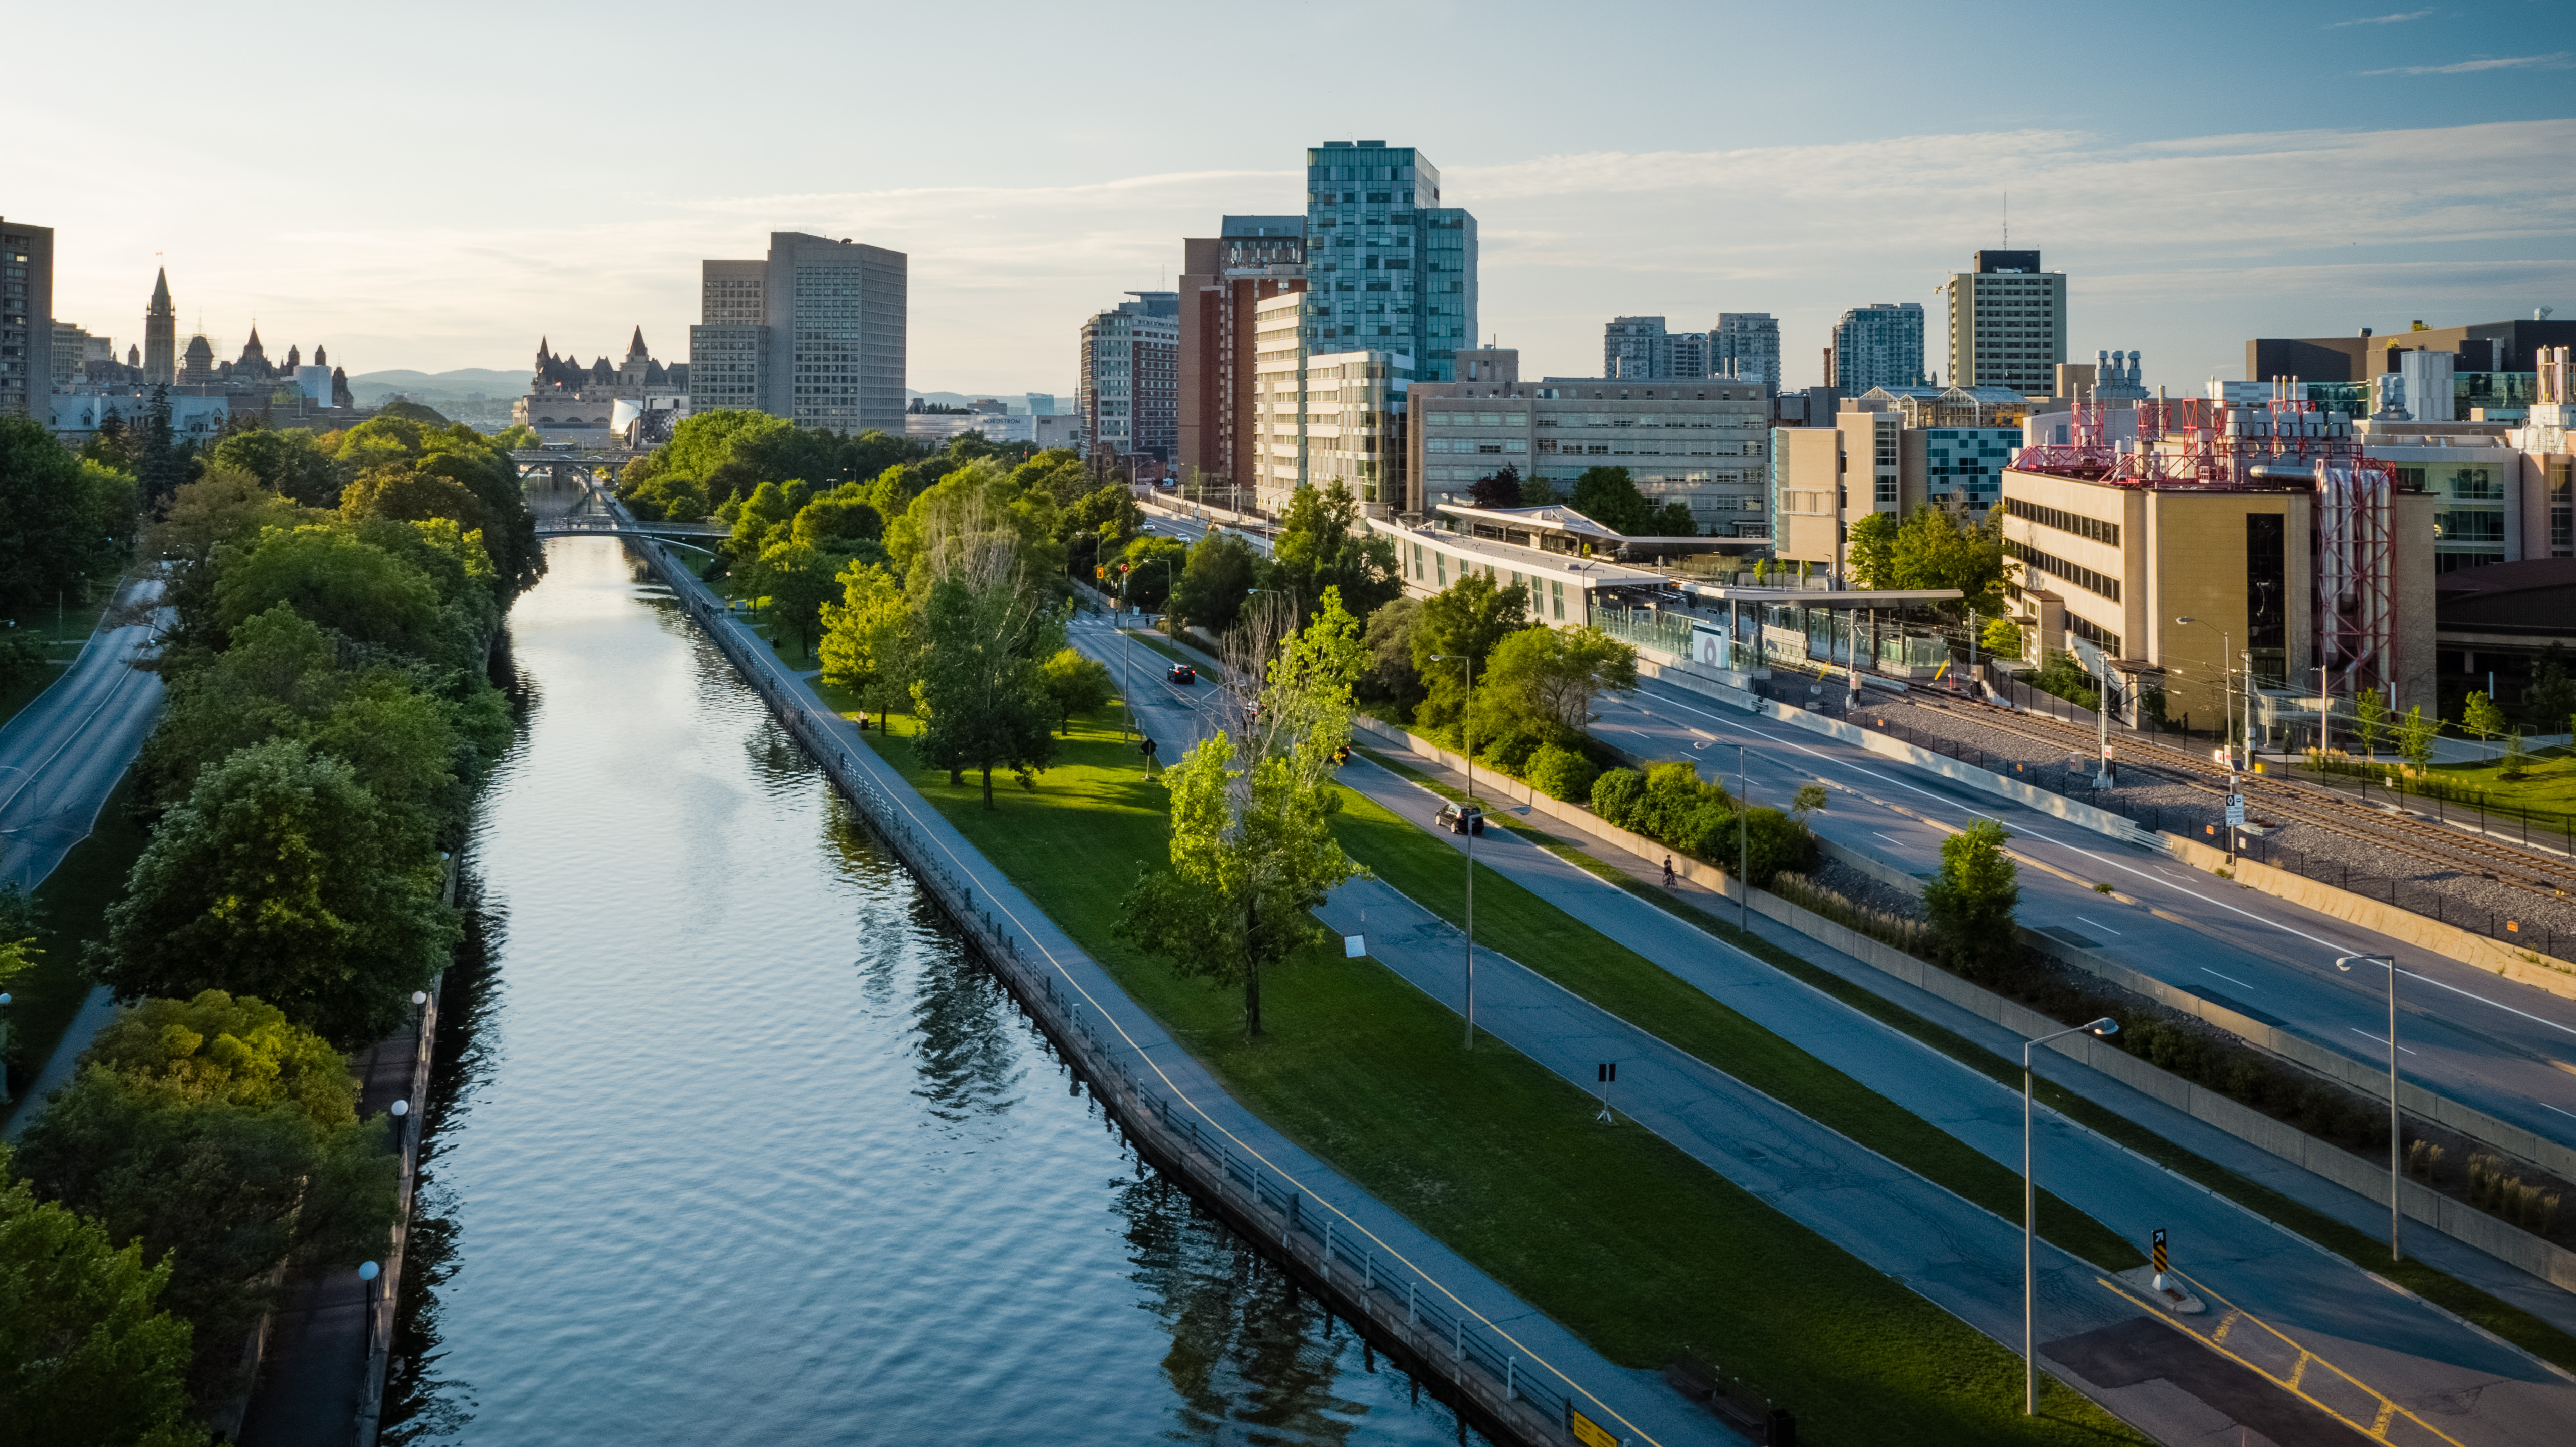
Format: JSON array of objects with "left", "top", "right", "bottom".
[{"left": 1899, "top": 692, "right": 2572, "bottom": 901}]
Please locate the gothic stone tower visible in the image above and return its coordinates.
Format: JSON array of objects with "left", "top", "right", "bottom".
[{"left": 144, "top": 267, "right": 176, "bottom": 385}]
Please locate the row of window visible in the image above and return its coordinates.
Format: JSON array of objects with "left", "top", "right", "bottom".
[
  {"left": 2005, "top": 497, "right": 2120, "bottom": 547},
  {"left": 2005, "top": 540, "right": 2122, "bottom": 603},
  {"left": 1408, "top": 543, "right": 1573, "bottom": 620}
]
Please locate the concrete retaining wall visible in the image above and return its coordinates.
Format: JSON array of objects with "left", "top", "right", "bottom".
[{"left": 1348, "top": 717, "right": 2576, "bottom": 1293}]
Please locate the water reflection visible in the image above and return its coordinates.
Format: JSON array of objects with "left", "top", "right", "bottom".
[{"left": 379, "top": 538, "right": 1478, "bottom": 1445}]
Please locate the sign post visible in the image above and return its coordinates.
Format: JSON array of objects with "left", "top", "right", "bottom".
[
  {"left": 2151, "top": 1228, "right": 2169, "bottom": 1291},
  {"left": 1595, "top": 1062, "right": 1617, "bottom": 1124}
]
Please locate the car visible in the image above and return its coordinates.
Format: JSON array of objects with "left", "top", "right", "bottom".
[
  {"left": 1435, "top": 802, "right": 1485, "bottom": 836},
  {"left": 1167, "top": 664, "right": 1197, "bottom": 685}
]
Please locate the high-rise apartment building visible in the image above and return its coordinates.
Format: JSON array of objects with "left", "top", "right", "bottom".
[
  {"left": 1713, "top": 313, "right": 1781, "bottom": 391},
  {"left": 144, "top": 266, "right": 175, "bottom": 387},
  {"left": 686, "top": 233, "right": 907, "bottom": 431},
  {"left": 1302, "top": 141, "right": 1476, "bottom": 385},
  {"left": 1176, "top": 216, "right": 1307, "bottom": 489},
  {"left": 1079, "top": 292, "right": 1179, "bottom": 468},
  {"left": 1251, "top": 291, "right": 1309, "bottom": 509},
  {"left": 1827, "top": 303, "right": 1925, "bottom": 393},
  {"left": 1301, "top": 350, "right": 1411, "bottom": 512},
  {"left": 1944, "top": 249, "right": 2065, "bottom": 396},
  {"left": 1, "top": 218, "right": 54, "bottom": 417},
  {"left": 1605, "top": 317, "right": 1673, "bottom": 380}
]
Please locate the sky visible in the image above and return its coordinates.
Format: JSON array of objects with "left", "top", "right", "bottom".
[{"left": 10, "top": 0, "right": 2573, "bottom": 398}]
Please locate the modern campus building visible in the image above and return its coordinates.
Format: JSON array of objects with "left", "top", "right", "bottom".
[
  {"left": 1, "top": 216, "right": 53, "bottom": 417},
  {"left": 1943, "top": 248, "right": 2065, "bottom": 396},
  {"left": 1768, "top": 385, "right": 2033, "bottom": 578},
  {"left": 1401, "top": 347, "right": 1772, "bottom": 531},
  {"left": 1176, "top": 216, "right": 1307, "bottom": 491},
  {"left": 1301, "top": 141, "right": 1476, "bottom": 384},
  {"left": 2245, "top": 316, "right": 2576, "bottom": 423},
  {"left": 686, "top": 233, "right": 908, "bottom": 433},
  {"left": 1078, "top": 291, "right": 1179, "bottom": 472},
  {"left": 1825, "top": 302, "right": 1925, "bottom": 393}
]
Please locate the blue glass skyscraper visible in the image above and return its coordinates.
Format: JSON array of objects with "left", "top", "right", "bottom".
[{"left": 1303, "top": 141, "right": 1477, "bottom": 384}]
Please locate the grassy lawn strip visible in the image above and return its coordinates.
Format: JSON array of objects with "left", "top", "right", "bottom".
[
  {"left": 861, "top": 710, "right": 2144, "bottom": 1445},
  {"left": 1329, "top": 779, "right": 2142, "bottom": 1275},
  {"left": 1361, "top": 744, "right": 2576, "bottom": 1367},
  {"left": 2, "top": 772, "right": 149, "bottom": 1126}
]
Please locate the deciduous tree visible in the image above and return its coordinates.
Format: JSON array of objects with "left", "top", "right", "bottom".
[
  {"left": 0, "top": 1156, "right": 206, "bottom": 1447},
  {"left": 1039, "top": 648, "right": 1113, "bottom": 733},
  {"left": 1923, "top": 818, "right": 2019, "bottom": 983},
  {"left": 1409, "top": 572, "right": 1531, "bottom": 730}
]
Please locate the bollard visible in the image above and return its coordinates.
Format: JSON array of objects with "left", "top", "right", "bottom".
[{"left": 1408, "top": 1281, "right": 1417, "bottom": 1325}]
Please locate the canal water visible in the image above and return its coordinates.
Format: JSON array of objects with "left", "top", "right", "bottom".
[{"left": 384, "top": 536, "right": 1480, "bottom": 1444}]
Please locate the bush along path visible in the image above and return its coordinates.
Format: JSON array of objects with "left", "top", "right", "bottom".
[{"left": 1327, "top": 738, "right": 2576, "bottom": 1447}]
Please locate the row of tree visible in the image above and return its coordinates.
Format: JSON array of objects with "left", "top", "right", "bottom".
[{"left": 2, "top": 415, "right": 540, "bottom": 1440}]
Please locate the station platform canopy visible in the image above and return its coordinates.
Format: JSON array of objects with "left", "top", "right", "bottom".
[{"left": 1678, "top": 582, "right": 1964, "bottom": 606}]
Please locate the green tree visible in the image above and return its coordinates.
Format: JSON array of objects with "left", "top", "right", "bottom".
[
  {"left": 211, "top": 526, "right": 450, "bottom": 665},
  {"left": 2354, "top": 686, "right": 2389, "bottom": 758},
  {"left": 205, "top": 426, "right": 346, "bottom": 508},
  {"left": 726, "top": 479, "right": 804, "bottom": 568},
  {"left": 1477, "top": 624, "right": 1637, "bottom": 740},
  {"left": 1169, "top": 531, "right": 1259, "bottom": 634},
  {"left": 135, "top": 387, "right": 192, "bottom": 510},
  {"left": 338, "top": 463, "right": 489, "bottom": 540},
  {"left": 97, "top": 737, "right": 456, "bottom": 1048},
  {"left": 1922, "top": 818, "right": 2020, "bottom": 983},
  {"left": 818, "top": 561, "right": 916, "bottom": 726},
  {"left": 0, "top": 1154, "right": 207, "bottom": 1447},
  {"left": 2463, "top": 689, "right": 2507, "bottom": 742},
  {"left": 2521, "top": 643, "right": 2576, "bottom": 736},
  {"left": 1409, "top": 571, "right": 1531, "bottom": 731},
  {"left": 1846, "top": 511, "right": 1900, "bottom": 589},
  {"left": 1889, "top": 505, "right": 2007, "bottom": 613},
  {"left": 1039, "top": 648, "right": 1114, "bottom": 733},
  {"left": 2397, "top": 704, "right": 2441, "bottom": 774},
  {"left": 1264, "top": 481, "right": 1401, "bottom": 620},
  {"left": 2501, "top": 729, "right": 2532, "bottom": 779},
  {"left": 791, "top": 494, "right": 883, "bottom": 551},
  {"left": 1008, "top": 449, "right": 1094, "bottom": 508},
  {"left": 1114, "top": 592, "right": 1366, "bottom": 1036},
  {"left": 750, "top": 539, "right": 848, "bottom": 661},
  {"left": 1648, "top": 501, "right": 1697, "bottom": 536},
  {"left": 0, "top": 415, "right": 135, "bottom": 615},
  {"left": 1980, "top": 615, "right": 2024, "bottom": 660},
  {"left": 1569, "top": 466, "right": 1650, "bottom": 535},
  {"left": 912, "top": 575, "right": 1063, "bottom": 806},
  {"left": 1358, "top": 595, "right": 1424, "bottom": 710},
  {"left": 1117, "top": 535, "right": 1186, "bottom": 612}
]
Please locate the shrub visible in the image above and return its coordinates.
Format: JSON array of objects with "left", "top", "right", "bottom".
[
  {"left": 1590, "top": 767, "right": 1644, "bottom": 828},
  {"left": 1923, "top": 818, "right": 2020, "bottom": 983},
  {"left": 1525, "top": 745, "right": 1599, "bottom": 803}
]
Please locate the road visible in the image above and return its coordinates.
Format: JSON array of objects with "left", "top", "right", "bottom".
[
  {"left": 1597, "top": 676, "right": 2576, "bottom": 1157},
  {"left": 1134, "top": 497, "right": 1275, "bottom": 556},
  {"left": 1073, "top": 615, "right": 2576, "bottom": 1445},
  {"left": 1, "top": 575, "right": 167, "bottom": 1130}
]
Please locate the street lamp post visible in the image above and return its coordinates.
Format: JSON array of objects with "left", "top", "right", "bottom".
[
  {"left": 2337, "top": 953, "right": 2404, "bottom": 1260},
  {"left": 2023, "top": 1016, "right": 2119, "bottom": 1415},
  {"left": 1433, "top": 652, "right": 1479, "bottom": 1049}
]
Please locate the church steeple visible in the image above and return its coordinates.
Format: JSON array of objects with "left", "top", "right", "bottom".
[
  {"left": 150, "top": 267, "right": 172, "bottom": 308},
  {"left": 145, "top": 266, "right": 177, "bottom": 387},
  {"left": 627, "top": 325, "right": 649, "bottom": 360}
]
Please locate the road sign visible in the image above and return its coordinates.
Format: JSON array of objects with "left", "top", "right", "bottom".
[
  {"left": 2224, "top": 796, "right": 2247, "bottom": 826},
  {"left": 1568, "top": 1405, "right": 1620, "bottom": 1447},
  {"left": 2152, "top": 1228, "right": 2168, "bottom": 1275},
  {"left": 1597, "top": 1063, "right": 1618, "bottom": 1084}
]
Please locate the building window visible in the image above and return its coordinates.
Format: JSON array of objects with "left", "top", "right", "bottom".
[
  {"left": 1550, "top": 579, "right": 1564, "bottom": 621},
  {"left": 2247, "top": 513, "right": 2286, "bottom": 686}
]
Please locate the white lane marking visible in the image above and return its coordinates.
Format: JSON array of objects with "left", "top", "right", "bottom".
[
  {"left": 2350, "top": 1029, "right": 2418, "bottom": 1056},
  {"left": 2073, "top": 916, "right": 2123, "bottom": 936},
  {"left": 2547, "top": 1103, "right": 2576, "bottom": 1121},
  {"left": 1626, "top": 684, "right": 2576, "bottom": 1045},
  {"left": 2203, "top": 969, "right": 2255, "bottom": 991},
  {"left": 1873, "top": 831, "right": 1907, "bottom": 847}
]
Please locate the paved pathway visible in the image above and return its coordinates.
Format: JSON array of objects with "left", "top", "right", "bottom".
[{"left": 655, "top": 555, "right": 1744, "bottom": 1447}]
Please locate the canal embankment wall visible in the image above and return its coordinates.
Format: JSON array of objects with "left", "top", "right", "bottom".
[{"left": 621, "top": 536, "right": 1722, "bottom": 1447}]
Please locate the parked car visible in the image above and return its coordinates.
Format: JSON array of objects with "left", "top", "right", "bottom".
[
  {"left": 1435, "top": 802, "right": 1485, "bottom": 836},
  {"left": 1167, "top": 664, "right": 1197, "bottom": 685}
]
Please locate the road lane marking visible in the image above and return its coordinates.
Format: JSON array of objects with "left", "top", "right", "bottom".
[
  {"left": 2349, "top": 1029, "right": 2418, "bottom": 1056},
  {"left": 1873, "top": 831, "right": 1907, "bottom": 847},
  {"left": 2203, "top": 969, "right": 2255, "bottom": 991},
  {"left": 2073, "top": 916, "right": 2122, "bottom": 936}
]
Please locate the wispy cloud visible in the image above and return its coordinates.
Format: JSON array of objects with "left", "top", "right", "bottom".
[
  {"left": 2362, "top": 50, "right": 2571, "bottom": 74},
  {"left": 2331, "top": 9, "right": 2434, "bottom": 26}
]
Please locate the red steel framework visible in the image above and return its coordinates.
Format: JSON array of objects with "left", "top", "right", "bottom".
[{"left": 2011, "top": 388, "right": 2414, "bottom": 698}]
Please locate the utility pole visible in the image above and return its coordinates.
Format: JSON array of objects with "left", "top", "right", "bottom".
[{"left": 1434, "top": 652, "right": 1479, "bottom": 1049}]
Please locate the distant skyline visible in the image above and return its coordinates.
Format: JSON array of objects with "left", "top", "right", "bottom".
[{"left": 12, "top": 1, "right": 2570, "bottom": 398}]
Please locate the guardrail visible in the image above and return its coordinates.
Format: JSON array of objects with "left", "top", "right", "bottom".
[{"left": 620, "top": 534, "right": 1681, "bottom": 1447}]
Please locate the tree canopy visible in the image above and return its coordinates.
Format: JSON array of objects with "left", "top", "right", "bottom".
[
  {"left": 0, "top": 1154, "right": 207, "bottom": 1447},
  {"left": 1409, "top": 571, "right": 1533, "bottom": 731},
  {"left": 0, "top": 416, "right": 137, "bottom": 615},
  {"left": 1570, "top": 466, "right": 1651, "bottom": 536},
  {"left": 1265, "top": 481, "right": 1401, "bottom": 622}
]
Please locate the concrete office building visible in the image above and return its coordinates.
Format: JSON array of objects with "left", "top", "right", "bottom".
[
  {"left": 1176, "top": 216, "right": 1306, "bottom": 490},
  {"left": 1999, "top": 393, "right": 2438, "bottom": 734},
  {"left": 1, "top": 217, "right": 54, "bottom": 418},
  {"left": 1770, "top": 385, "right": 2030, "bottom": 573},
  {"left": 1403, "top": 347, "right": 1771, "bottom": 531},
  {"left": 1713, "top": 313, "right": 1781, "bottom": 390},
  {"left": 686, "top": 233, "right": 907, "bottom": 432},
  {"left": 1079, "top": 292, "right": 1178, "bottom": 471},
  {"left": 1826, "top": 302, "right": 1925, "bottom": 393},
  {"left": 1302, "top": 141, "right": 1476, "bottom": 384},
  {"left": 2247, "top": 317, "right": 2576, "bottom": 398},
  {"left": 1944, "top": 250, "right": 2065, "bottom": 396}
]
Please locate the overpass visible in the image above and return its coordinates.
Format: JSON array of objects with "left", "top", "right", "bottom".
[{"left": 534, "top": 514, "right": 726, "bottom": 539}]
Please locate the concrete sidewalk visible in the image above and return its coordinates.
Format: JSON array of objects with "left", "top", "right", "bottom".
[
  {"left": 1322, "top": 742, "right": 2576, "bottom": 1447},
  {"left": 655, "top": 556, "right": 1742, "bottom": 1447}
]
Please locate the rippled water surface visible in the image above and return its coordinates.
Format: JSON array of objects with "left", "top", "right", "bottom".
[{"left": 385, "top": 537, "right": 1475, "bottom": 1445}]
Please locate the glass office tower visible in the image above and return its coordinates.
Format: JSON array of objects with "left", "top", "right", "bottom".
[{"left": 1304, "top": 141, "right": 1477, "bottom": 384}]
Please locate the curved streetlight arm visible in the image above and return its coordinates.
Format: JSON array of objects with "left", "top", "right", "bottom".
[{"left": 2023, "top": 1015, "right": 2116, "bottom": 1416}]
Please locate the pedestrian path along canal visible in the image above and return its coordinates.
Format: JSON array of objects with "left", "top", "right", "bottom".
[{"left": 385, "top": 536, "right": 1477, "bottom": 1444}]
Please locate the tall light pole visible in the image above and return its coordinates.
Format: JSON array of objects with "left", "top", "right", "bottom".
[
  {"left": 1737, "top": 743, "right": 1751, "bottom": 933},
  {"left": 2337, "top": 953, "right": 2404, "bottom": 1260},
  {"left": 1433, "top": 651, "right": 1478, "bottom": 1049},
  {"left": 2176, "top": 617, "right": 2233, "bottom": 768},
  {"left": 2024, "top": 1016, "right": 2119, "bottom": 1416}
]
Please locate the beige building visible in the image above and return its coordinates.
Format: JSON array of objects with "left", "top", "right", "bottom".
[
  {"left": 1251, "top": 291, "right": 1308, "bottom": 510},
  {"left": 1944, "top": 249, "right": 2066, "bottom": 396}
]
